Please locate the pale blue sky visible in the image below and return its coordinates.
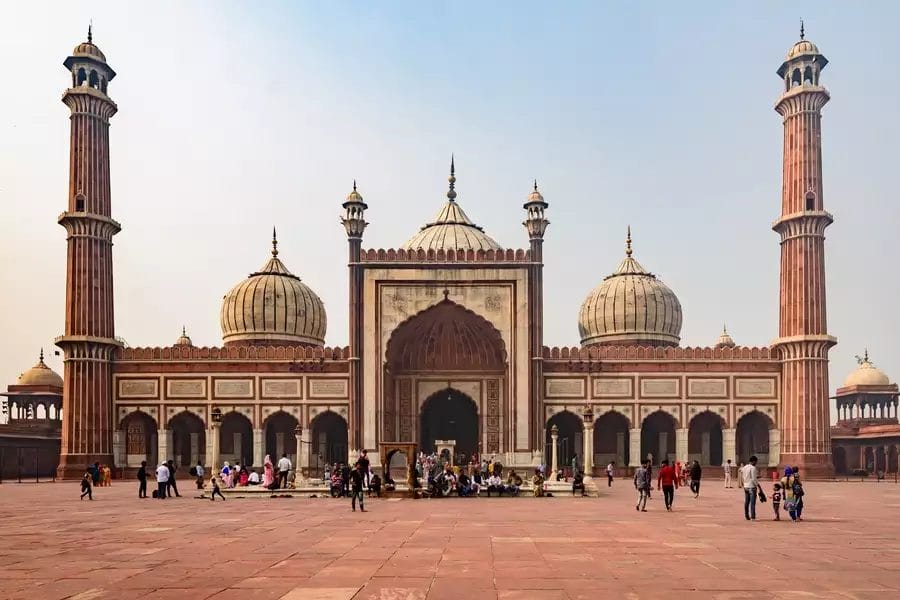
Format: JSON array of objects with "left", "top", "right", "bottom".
[{"left": 1, "top": 2, "right": 898, "bottom": 420}]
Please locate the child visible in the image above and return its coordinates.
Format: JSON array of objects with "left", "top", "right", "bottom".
[
  {"left": 80, "top": 472, "right": 93, "bottom": 500},
  {"left": 772, "top": 482, "right": 782, "bottom": 520},
  {"left": 210, "top": 476, "right": 226, "bottom": 501}
]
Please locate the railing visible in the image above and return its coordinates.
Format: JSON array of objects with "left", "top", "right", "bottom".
[{"left": 0, "top": 447, "right": 58, "bottom": 483}]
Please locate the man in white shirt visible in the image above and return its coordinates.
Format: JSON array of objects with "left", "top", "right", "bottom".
[
  {"left": 606, "top": 462, "right": 616, "bottom": 487},
  {"left": 155, "top": 462, "right": 169, "bottom": 500},
  {"left": 739, "top": 456, "right": 760, "bottom": 520},
  {"left": 277, "top": 454, "right": 292, "bottom": 489},
  {"left": 723, "top": 459, "right": 733, "bottom": 488},
  {"left": 248, "top": 470, "right": 260, "bottom": 485}
]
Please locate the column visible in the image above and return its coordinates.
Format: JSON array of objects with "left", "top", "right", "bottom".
[
  {"left": 209, "top": 423, "right": 221, "bottom": 475},
  {"left": 252, "top": 428, "right": 264, "bottom": 467},
  {"left": 722, "top": 428, "right": 736, "bottom": 466},
  {"left": 768, "top": 429, "right": 781, "bottom": 468},
  {"left": 297, "top": 428, "right": 309, "bottom": 480},
  {"left": 616, "top": 432, "right": 625, "bottom": 466},
  {"left": 629, "top": 429, "right": 641, "bottom": 467},
  {"left": 701, "top": 432, "right": 711, "bottom": 465},
  {"left": 549, "top": 425, "right": 559, "bottom": 478},
  {"left": 583, "top": 423, "right": 594, "bottom": 478},
  {"left": 113, "top": 430, "right": 125, "bottom": 468},
  {"left": 157, "top": 429, "right": 170, "bottom": 464},
  {"left": 675, "top": 428, "right": 688, "bottom": 464},
  {"left": 189, "top": 432, "right": 199, "bottom": 467}
]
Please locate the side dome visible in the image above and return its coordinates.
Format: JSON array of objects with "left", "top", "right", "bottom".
[
  {"left": 220, "top": 231, "right": 326, "bottom": 347},
  {"left": 401, "top": 158, "right": 502, "bottom": 252},
  {"left": 844, "top": 352, "right": 891, "bottom": 387},
  {"left": 578, "top": 229, "right": 682, "bottom": 347},
  {"left": 174, "top": 327, "right": 193, "bottom": 347},
  {"left": 715, "top": 325, "right": 735, "bottom": 349},
  {"left": 17, "top": 350, "right": 63, "bottom": 388}
]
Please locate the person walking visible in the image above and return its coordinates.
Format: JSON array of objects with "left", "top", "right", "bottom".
[
  {"left": 137, "top": 460, "right": 148, "bottom": 498},
  {"left": 350, "top": 463, "right": 366, "bottom": 512},
  {"left": 657, "top": 459, "right": 678, "bottom": 511},
  {"left": 739, "top": 456, "right": 760, "bottom": 520},
  {"left": 277, "top": 453, "right": 292, "bottom": 489},
  {"left": 166, "top": 460, "right": 182, "bottom": 497},
  {"left": 194, "top": 461, "right": 205, "bottom": 490},
  {"left": 155, "top": 462, "right": 169, "bottom": 500},
  {"left": 791, "top": 467, "right": 805, "bottom": 520},
  {"left": 606, "top": 461, "right": 615, "bottom": 487},
  {"left": 724, "top": 459, "right": 733, "bottom": 488},
  {"left": 634, "top": 460, "right": 651, "bottom": 512},
  {"left": 210, "top": 476, "right": 226, "bottom": 501},
  {"left": 356, "top": 450, "right": 370, "bottom": 489},
  {"left": 80, "top": 471, "right": 93, "bottom": 500},
  {"left": 689, "top": 461, "right": 702, "bottom": 498}
]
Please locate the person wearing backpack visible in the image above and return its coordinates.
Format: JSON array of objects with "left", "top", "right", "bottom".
[
  {"left": 791, "top": 466, "right": 805, "bottom": 520},
  {"left": 137, "top": 460, "right": 148, "bottom": 499}
]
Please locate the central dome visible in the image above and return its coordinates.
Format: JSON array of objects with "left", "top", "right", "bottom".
[
  {"left": 401, "top": 159, "right": 501, "bottom": 252},
  {"left": 220, "top": 232, "right": 326, "bottom": 347},
  {"left": 578, "top": 229, "right": 682, "bottom": 347}
]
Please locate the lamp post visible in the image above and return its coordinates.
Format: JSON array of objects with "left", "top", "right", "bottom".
[
  {"left": 294, "top": 423, "right": 309, "bottom": 481},
  {"left": 550, "top": 424, "right": 559, "bottom": 479},
  {"left": 582, "top": 406, "right": 594, "bottom": 479},
  {"left": 210, "top": 407, "right": 222, "bottom": 476}
]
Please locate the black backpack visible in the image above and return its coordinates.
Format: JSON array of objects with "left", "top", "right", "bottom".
[{"left": 189, "top": 466, "right": 198, "bottom": 477}]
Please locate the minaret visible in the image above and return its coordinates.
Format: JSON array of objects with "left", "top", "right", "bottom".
[
  {"left": 55, "top": 27, "right": 121, "bottom": 478},
  {"left": 523, "top": 181, "right": 549, "bottom": 452},
  {"left": 772, "top": 24, "right": 837, "bottom": 476},
  {"left": 342, "top": 180, "right": 368, "bottom": 452}
]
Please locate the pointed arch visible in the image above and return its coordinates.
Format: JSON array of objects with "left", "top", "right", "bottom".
[{"left": 385, "top": 298, "right": 506, "bottom": 372}]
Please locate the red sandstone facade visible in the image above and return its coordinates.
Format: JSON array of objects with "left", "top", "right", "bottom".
[{"left": 47, "top": 30, "right": 849, "bottom": 479}]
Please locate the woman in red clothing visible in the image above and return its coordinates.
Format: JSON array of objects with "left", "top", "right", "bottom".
[{"left": 657, "top": 459, "right": 679, "bottom": 511}]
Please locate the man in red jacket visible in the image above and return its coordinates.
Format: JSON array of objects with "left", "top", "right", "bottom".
[{"left": 657, "top": 459, "right": 679, "bottom": 511}]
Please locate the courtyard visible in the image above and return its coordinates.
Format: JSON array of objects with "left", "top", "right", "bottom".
[{"left": 0, "top": 480, "right": 898, "bottom": 599}]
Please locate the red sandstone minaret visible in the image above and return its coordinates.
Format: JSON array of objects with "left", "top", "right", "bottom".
[
  {"left": 772, "top": 24, "right": 837, "bottom": 476},
  {"left": 55, "top": 27, "right": 121, "bottom": 478}
]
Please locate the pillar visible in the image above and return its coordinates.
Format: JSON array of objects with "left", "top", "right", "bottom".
[
  {"left": 157, "top": 429, "right": 170, "bottom": 465},
  {"left": 768, "top": 428, "right": 781, "bottom": 468},
  {"left": 550, "top": 426, "right": 559, "bottom": 477},
  {"left": 629, "top": 429, "right": 641, "bottom": 467},
  {"left": 113, "top": 430, "right": 125, "bottom": 468},
  {"left": 701, "top": 432, "right": 711, "bottom": 465},
  {"left": 722, "top": 428, "right": 736, "bottom": 466},
  {"left": 583, "top": 423, "right": 594, "bottom": 477},
  {"left": 675, "top": 428, "right": 688, "bottom": 464},
  {"left": 298, "top": 428, "right": 309, "bottom": 479},
  {"left": 253, "top": 428, "right": 264, "bottom": 467},
  {"left": 189, "top": 432, "right": 199, "bottom": 467},
  {"left": 616, "top": 432, "right": 625, "bottom": 466},
  {"left": 209, "top": 423, "right": 221, "bottom": 475}
]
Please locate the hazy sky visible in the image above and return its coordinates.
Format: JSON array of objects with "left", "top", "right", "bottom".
[{"left": 2, "top": 2, "right": 898, "bottom": 420}]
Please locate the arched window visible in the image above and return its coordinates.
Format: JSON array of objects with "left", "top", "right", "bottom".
[
  {"left": 49, "top": 404, "right": 57, "bottom": 420},
  {"left": 791, "top": 68, "right": 801, "bottom": 87},
  {"left": 100, "top": 77, "right": 107, "bottom": 93},
  {"left": 805, "top": 190, "right": 816, "bottom": 211},
  {"left": 803, "top": 66, "right": 813, "bottom": 85},
  {"left": 88, "top": 70, "right": 99, "bottom": 89},
  {"left": 77, "top": 68, "right": 87, "bottom": 86},
  {"left": 75, "top": 193, "right": 85, "bottom": 212},
  {"left": 36, "top": 404, "right": 47, "bottom": 419}
]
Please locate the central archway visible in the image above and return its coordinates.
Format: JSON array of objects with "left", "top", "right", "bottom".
[{"left": 420, "top": 388, "right": 479, "bottom": 462}]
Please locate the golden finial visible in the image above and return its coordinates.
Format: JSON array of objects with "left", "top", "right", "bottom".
[
  {"left": 533, "top": 180, "right": 538, "bottom": 192},
  {"left": 800, "top": 19, "right": 805, "bottom": 41},
  {"left": 182, "top": 325, "right": 187, "bottom": 336},
  {"left": 723, "top": 323, "right": 728, "bottom": 334},
  {"left": 625, "top": 225, "right": 633, "bottom": 257},
  {"left": 447, "top": 154, "right": 457, "bottom": 201},
  {"left": 353, "top": 179, "right": 357, "bottom": 192},
  {"left": 88, "top": 21, "right": 93, "bottom": 44},
  {"left": 39, "top": 348, "right": 45, "bottom": 363},
  {"left": 271, "top": 227, "right": 279, "bottom": 257}
]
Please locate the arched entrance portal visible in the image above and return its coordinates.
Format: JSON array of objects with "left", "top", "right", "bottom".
[
  {"left": 594, "top": 411, "right": 630, "bottom": 469},
  {"left": 641, "top": 411, "right": 676, "bottom": 465},
  {"left": 122, "top": 411, "right": 157, "bottom": 467},
  {"left": 384, "top": 297, "right": 507, "bottom": 458},
  {"left": 736, "top": 411, "right": 772, "bottom": 465},
  {"left": 221, "top": 412, "right": 252, "bottom": 467},
  {"left": 546, "top": 411, "right": 583, "bottom": 472},
  {"left": 688, "top": 411, "right": 724, "bottom": 466},
  {"left": 311, "top": 411, "right": 348, "bottom": 471},
  {"left": 265, "top": 411, "right": 298, "bottom": 464},
  {"left": 168, "top": 412, "right": 205, "bottom": 468},
  {"left": 420, "top": 389, "right": 479, "bottom": 464}
]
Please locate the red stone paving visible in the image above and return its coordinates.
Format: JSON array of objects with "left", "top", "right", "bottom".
[{"left": 1, "top": 479, "right": 899, "bottom": 599}]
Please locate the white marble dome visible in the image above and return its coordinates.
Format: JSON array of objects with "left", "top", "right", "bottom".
[{"left": 844, "top": 354, "right": 891, "bottom": 387}]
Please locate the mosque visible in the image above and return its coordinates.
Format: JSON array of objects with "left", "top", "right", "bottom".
[{"left": 4, "top": 28, "right": 898, "bottom": 480}]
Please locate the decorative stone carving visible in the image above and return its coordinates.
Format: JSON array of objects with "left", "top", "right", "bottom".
[
  {"left": 484, "top": 295, "right": 503, "bottom": 313},
  {"left": 545, "top": 378, "right": 585, "bottom": 398},
  {"left": 735, "top": 378, "right": 776, "bottom": 398},
  {"left": 486, "top": 379, "right": 500, "bottom": 453},
  {"left": 687, "top": 378, "right": 727, "bottom": 398},
  {"left": 166, "top": 379, "right": 206, "bottom": 398},
  {"left": 640, "top": 378, "right": 680, "bottom": 398},
  {"left": 399, "top": 379, "right": 413, "bottom": 443},
  {"left": 214, "top": 379, "right": 253, "bottom": 398},
  {"left": 309, "top": 379, "right": 348, "bottom": 398},
  {"left": 118, "top": 379, "right": 158, "bottom": 399},
  {"left": 593, "top": 378, "right": 633, "bottom": 398},
  {"left": 261, "top": 379, "right": 301, "bottom": 398}
]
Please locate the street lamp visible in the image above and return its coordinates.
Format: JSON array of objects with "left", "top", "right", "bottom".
[{"left": 211, "top": 407, "right": 222, "bottom": 423}]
